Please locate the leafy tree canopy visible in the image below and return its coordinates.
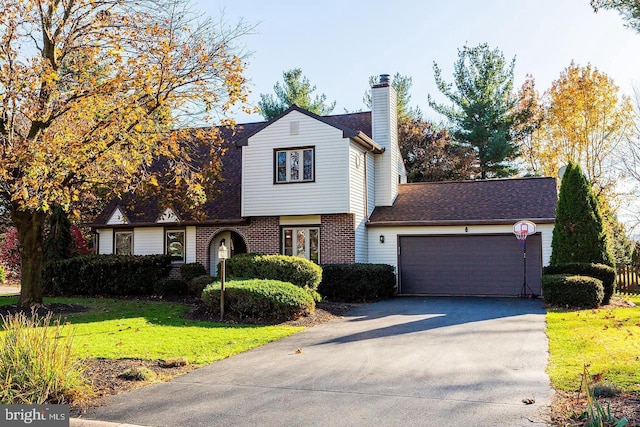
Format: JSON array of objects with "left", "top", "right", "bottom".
[
  {"left": 592, "top": 0, "right": 640, "bottom": 33},
  {"left": 362, "top": 73, "right": 422, "bottom": 122},
  {"left": 428, "top": 43, "right": 538, "bottom": 179},
  {"left": 0, "top": 0, "right": 252, "bottom": 306},
  {"left": 399, "top": 118, "right": 477, "bottom": 182},
  {"left": 258, "top": 69, "right": 335, "bottom": 120}
]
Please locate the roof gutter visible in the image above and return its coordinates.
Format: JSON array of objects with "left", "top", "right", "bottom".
[
  {"left": 345, "top": 130, "right": 384, "bottom": 154},
  {"left": 365, "top": 218, "right": 556, "bottom": 227}
]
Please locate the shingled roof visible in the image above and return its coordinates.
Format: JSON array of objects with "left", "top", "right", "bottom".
[
  {"left": 368, "top": 177, "right": 557, "bottom": 226},
  {"left": 91, "top": 110, "right": 375, "bottom": 227}
]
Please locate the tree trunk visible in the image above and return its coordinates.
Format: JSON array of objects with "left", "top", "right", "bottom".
[{"left": 11, "top": 208, "right": 46, "bottom": 307}]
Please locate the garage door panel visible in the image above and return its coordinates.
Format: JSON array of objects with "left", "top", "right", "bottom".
[{"left": 399, "top": 234, "right": 542, "bottom": 296}]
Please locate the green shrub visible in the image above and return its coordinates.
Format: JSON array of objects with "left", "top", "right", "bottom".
[
  {"left": 0, "top": 265, "right": 5, "bottom": 284},
  {"left": 0, "top": 312, "right": 91, "bottom": 404},
  {"left": 541, "top": 274, "right": 604, "bottom": 308},
  {"left": 49, "top": 254, "right": 172, "bottom": 296},
  {"left": 201, "top": 279, "right": 315, "bottom": 322},
  {"left": 189, "top": 275, "right": 216, "bottom": 296},
  {"left": 226, "top": 253, "right": 260, "bottom": 278},
  {"left": 543, "top": 263, "right": 616, "bottom": 304},
  {"left": 153, "top": 278, "right": 188, "bottom": 296},
  {"left": 180, "top": 262, "right": 208, "bottom": 282},
  {"left": 226, "top": 253, "right": 322, "bottom": 294},
  {"left": 319, "top": 263, "right": 396, "bottom": 302}
]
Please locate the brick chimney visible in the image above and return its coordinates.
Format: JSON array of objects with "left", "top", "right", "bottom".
[{"left": 371, "top": 74, "right": 398, "bottom": 207}]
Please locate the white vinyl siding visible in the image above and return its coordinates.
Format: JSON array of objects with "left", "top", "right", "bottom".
[
  {"left": 368, "top": 223, "right": 554, "bottom": 274},
  {"left": 371, "top": 85, "right": 398, "bottom": 207},
  {"left": 242, "top": 111, "right": 350, "bottom": 217},
  {"left": 186, "top": 226, "right": 196, "bottom": 263},
  {"left": 97, "top": 229, "right": 113, "bottom": 255},
  {"left": 349, "top": 143, "right": 368, "bottom": 263},
  {"left": 133, "top": 227, "right": 163, "bottom": 255}
]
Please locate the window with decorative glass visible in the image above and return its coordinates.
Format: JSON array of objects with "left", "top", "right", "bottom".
[
  {"left": 114, "top": 231, "right": 133, "bottom": 255},
  {"left": 166, "top": 229, "right": 185, "bottom": 263},
  {"left": 282, "top": 227, "right": 319, "bottom": 263},
  {"left": 275, "top": 147, "right": 314, "bottom": 183}
]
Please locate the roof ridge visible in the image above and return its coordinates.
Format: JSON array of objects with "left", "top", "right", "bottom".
[{"left": 399, "top": 176, "right": 555, "bottom": 186}]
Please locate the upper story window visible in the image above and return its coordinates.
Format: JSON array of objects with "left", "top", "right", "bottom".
[{"left": 275, "top": 147, "right": 314, "bottom": 184}]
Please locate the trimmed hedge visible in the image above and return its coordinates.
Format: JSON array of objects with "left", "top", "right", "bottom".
[
  {"left": 225, "top": 254, "right": 322, "bottom": 293},
  {"left": 180, "top": 263, "right": 207, "bottom": 282},
  {"left": 319, "top": 263, "right": 396, "bottom": 302},
  {"left": 201, "top": 279, "right": 315, "bottom": 322},
  {"left": 541, "top": 274, "right": 604, "bottom": 308},
  {"left": 153, "top": 278, "right": 188, "bottom": 296},
  {"left": 188, "top": 275, "right": 216, "bottom": 296},
  {"left": 49, "top": 254, "right": 172, "bottom": 296},
  {"left": 544, "top": 263, "right": 616, "bottom": 304}
]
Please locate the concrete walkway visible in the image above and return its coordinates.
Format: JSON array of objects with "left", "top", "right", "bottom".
[{"left": 78, "top": 297, "right": 552, "bottom": 427}]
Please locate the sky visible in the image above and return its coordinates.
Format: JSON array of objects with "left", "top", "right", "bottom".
[{"left": 194, "top": 0, "right": 640, "bottom": 124}]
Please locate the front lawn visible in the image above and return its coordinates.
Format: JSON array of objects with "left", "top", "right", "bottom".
[
  {"left": 546, "top": 294, "right": 640, "bottom": 393},
  {"left": 0, "top": 296, "right": 303, "bottom": 365}
]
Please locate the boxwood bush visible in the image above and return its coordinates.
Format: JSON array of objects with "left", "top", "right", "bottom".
[
  {"left": 541, "top": 274, "right": 604, "bottom": 308},
  {"left": 225, "top": 254, "right": 322, "bottom": 294},
  {"left": 543, "top": 263, "right": 616, "bottom": 304},
  {"left": 180, "top": 262, "right": 208, "bottom": 283},
  {"left": 319, "top": 263, "right": 396, "bottom": 302},
  {"left": 201, "top": 279, "right": 315, "bottom": 322},
  {"left": 49, "top": 254, "right": 172, "bottom": 296}
]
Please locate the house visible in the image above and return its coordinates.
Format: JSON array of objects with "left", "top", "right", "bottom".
[{"left": 91, "top": 74, "right": 557, "bottom": 297}]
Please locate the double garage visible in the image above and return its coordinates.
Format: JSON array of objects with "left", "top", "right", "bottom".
[{"left": 397, "top": 233, "right": 543, "bottom": 297}]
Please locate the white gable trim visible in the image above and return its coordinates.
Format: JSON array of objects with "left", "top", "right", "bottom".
[
  {"left": 157, "top": 207, "right": 180, "bottom": 223},
  {"left": 106, "top": 206, "right": 128, "bottom": 225}
]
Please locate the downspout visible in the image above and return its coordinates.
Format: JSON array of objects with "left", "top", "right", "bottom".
[{"left": 363, "top": 151, "right": 369, "bottom": 221}]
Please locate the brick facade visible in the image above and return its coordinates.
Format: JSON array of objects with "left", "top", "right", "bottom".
[
  {"left": 195, "top": 217, "right": 280, "bottom": 271},
  {"left": 195, "top": 213, "right": 356, "bottom": 269},
  {"left": 319, "top": 213, "right": 355, "bottom": 264}
]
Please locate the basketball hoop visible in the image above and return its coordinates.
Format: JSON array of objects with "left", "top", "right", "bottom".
[
  {"left": 513, "top": 220, "right": 536, "bottom": 243},
  {"left": 513, "top": 220, "right": 538, "bottom": 299}
]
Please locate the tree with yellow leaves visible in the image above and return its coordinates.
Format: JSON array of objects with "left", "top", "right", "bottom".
[
  {"left": 522, "top": 62, "right": 633, "bottom": 198},
  {"left": 0, "top": 0, "right": 253, "bottom": 306}
]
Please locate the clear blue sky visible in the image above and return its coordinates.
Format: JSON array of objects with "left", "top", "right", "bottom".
[{"left": 195, "top": 0, "right": 640, "bottom": 124}]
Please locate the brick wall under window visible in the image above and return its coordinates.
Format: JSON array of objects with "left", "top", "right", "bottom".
[{"left": 320, "top": 213, "right": 355, "bottom": 264}]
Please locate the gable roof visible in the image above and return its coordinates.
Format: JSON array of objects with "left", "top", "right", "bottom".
[
  {"left": 234, "top": 105, "right": 383, "bottom": 153},
  {"left": 368, "top": 177, "right": 557, "bottom": 226},
  {"left": 91, "top": 107, "right": 379, "bottom": 227}
]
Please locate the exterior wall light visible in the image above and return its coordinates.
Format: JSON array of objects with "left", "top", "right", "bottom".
[{"left": 379, "top": 234, "right": 385, "bottom": 244}]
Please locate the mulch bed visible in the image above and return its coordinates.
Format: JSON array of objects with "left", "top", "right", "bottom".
[{"left": 0, "top": 302, "right": 88, "bottom": 319}]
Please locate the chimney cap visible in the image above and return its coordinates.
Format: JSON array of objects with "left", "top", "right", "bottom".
[{"left": 372, "top": 74, "right": 390, "bottom": 88}]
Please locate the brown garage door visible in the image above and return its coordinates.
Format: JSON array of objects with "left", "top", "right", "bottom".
[{"left": 398, "top": 234, "right": 542, "bottom": 296}]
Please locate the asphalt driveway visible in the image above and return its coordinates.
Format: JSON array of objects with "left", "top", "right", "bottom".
[{"left": 81, "top": 297, "right": 552, "bottom": 426}]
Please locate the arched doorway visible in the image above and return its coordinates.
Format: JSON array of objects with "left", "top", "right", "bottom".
[{"left": 208, "top": 230, "right": 247, "bottom": 276}]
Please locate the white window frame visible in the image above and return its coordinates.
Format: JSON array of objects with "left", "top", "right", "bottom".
[
  {"left": 282, "top": 227, "right": 320, "bottom": 263},
  {"left": 275, "top": 147, "right": 314, "bottom": 183},
  {"left": 114, "top": 230, "right": 133, "bottom": 255},
  {"left": 166, "top": 229, "right": 185, "bottom": 263}
]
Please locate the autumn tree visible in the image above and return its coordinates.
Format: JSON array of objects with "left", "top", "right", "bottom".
[
  {"left": 0, "top": 0, "right": 252, "bottom": 306},
  {"left": 399, "top": 118, "right": 477, "bottom": 182},
  {"left": 428, "top": 43, "right": 538, "bottom": 179},
  {"left": 258, "top": 68, "right": 335, "bottom": 120},
  {"left": 591, "top": 0, "right": 640, "bottom": 33},
  {"left": 523, "top": 62, "right": 632, "bottom": 197}
]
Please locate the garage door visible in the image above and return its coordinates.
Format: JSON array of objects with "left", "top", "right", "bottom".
[{"left": 398, "top": 234, "right": 542, "bottom": 296}]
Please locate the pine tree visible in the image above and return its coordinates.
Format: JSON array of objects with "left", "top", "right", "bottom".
[{"left": 550, "top": 162, "right": 615, "bottom": 266}]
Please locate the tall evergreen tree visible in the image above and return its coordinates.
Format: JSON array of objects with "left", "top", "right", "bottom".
[
  {"left": 428, "top": 43, "right": 537, "bottom": 179},
  {"left": 258, "top": 69, "right": 336, "bottom": 120},
  {"left": 550, "top": 163, "right": 615, "bottom": 266}
]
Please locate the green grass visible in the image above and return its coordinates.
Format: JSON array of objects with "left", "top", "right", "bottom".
[
  {"left": 0, "top": 296, "right": 303, "bottom": 365},
  {"left": 547, "top": 294, "right": 640, "bottom": 393}
]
